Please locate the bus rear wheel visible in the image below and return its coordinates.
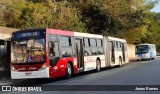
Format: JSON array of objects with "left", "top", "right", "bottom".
[
  {"left": 66, "top": 63, "right": 72, "bottom": 79},
  {"left": 151, "top": 56, "right": 155, "bottom": 60},
  {"left": 119, "top": 58, "right": 122, "bottom": 67},
  {"left": 96, "top": 60, "right": 101, "bottom": 72}
]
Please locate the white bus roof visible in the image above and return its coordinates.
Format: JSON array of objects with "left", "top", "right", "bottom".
[
  {"left": 108, "top": 36, "right": 127, "bottom": 42},
  {"left": 136, "top": 44, "right": 155, "bottom": 46},
  {"left": 74, "top": 32, "right": 103, "bottom": 38}
]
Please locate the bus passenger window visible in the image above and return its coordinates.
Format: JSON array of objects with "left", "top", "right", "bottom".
[
  {"left": 90, "top": 38, "right": 98, "bottom": 55},
  {"left": 84, "top": 38, "right": 91, "bottom": 56},
  {"left": 60, "top": 36, "right": 73, "bottom": 57},
  {"left": 61, "top": 48, "right": 72, "bottom": 57},
  {"left": 84, "top": 48, "right": 91, "bottom": 56}
]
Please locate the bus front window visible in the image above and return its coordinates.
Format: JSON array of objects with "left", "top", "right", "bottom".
[
  {"left": 136, "top": 45, "right": 149, "bottom": 54},
  {"left": 11, "top": 39, "right": 45, "bottom": 64}
]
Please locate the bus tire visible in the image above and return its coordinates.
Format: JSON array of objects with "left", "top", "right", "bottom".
[
  {"left": 152, "top": 56, "right": 155, "bottom": 60},
  {"left": 66, "top": 63, "right": 72, "bottom": 79},
  {"left": 96, "top": 60, "right": 101, "bottom": 72},
  {"left": 153, "top": 56, "right": 155, "bottom": 60},
  {"left": 119, "top": 58, "right": 122, "bottom": 67}
]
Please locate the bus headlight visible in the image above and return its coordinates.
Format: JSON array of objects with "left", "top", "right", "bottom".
[
  {"left": 38, "top": 63, "right": 47, "bottom": 70},
  {"left": 136, "top": 54, "right": 140, "bottom": 57},
  {"left": 11, "top": 66, "right": 15, "bottom": 71},
  {"left": 11, "top": 65, "right": 17, "bottom": 71},
  {"left": 144, "top": 53, "right": 149, "bottom": 56},
  {"left": 42, "top": 64, "right": 46, "bottom": 69}
]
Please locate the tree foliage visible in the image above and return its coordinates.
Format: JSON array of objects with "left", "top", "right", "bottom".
[
  {"left": 0, "top": 0, "right": 86, "bottom": 32},
  {"left": 0, "top": 0, "right": 160, "bottom": 47}
]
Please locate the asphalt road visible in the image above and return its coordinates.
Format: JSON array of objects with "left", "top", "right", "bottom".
[{"left": 1, "top": 58, "right": 160, "bottom": 94}]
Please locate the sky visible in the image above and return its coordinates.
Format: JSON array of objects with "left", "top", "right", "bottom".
[{"left": 151, "top": 0, "right": 160, "bottom": 12}]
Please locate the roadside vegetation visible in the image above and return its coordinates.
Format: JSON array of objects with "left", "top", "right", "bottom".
[{"left": 0, "top": 0, "right": 160, "bottom": 48}]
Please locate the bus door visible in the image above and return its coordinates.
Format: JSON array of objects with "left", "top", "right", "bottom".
[
  {"left": 75, "top": 38, "right": 84, "bottom": 71},
  {"left": 109, "top": 41, "right": 115, "bottom": 64},
  {"left": 121, "top": 43, "right": 125, "bottom": 62}
]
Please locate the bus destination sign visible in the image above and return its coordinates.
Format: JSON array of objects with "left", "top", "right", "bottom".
[{"left": 15, "top": 32, "right": 41, "bottom": 38}]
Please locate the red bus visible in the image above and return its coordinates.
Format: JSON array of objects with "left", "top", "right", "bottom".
[{"left": 10, "top": 28, "right": 128, "bottom": 79}]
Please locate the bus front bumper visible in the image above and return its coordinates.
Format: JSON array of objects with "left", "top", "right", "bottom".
[
  {"left": 136, "top": 54, "right": 150, "bottom": 60},
  {"left": 11, "top": 68, "right": 49, "bottom": 79}
]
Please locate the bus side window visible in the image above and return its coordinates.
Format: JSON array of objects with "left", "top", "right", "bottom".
[
  {"left": 97, "top": 39, "right": 104, "bottom": 55},
  {"left": 60, "top": 36, "right": 73, "bottom": 57},
  {"left": 83, "top": 38, "right": 91, "bottom": 56},
  {"left": 149, "top": 47, "right": 151, "bottom": 51},
  {"left": 90, "top": 38, "right": 97, "bottom": 55}
]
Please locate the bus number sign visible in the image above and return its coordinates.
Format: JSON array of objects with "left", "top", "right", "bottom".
[{"left": 16, "top": 32, "right": 40, "bottom": 38}]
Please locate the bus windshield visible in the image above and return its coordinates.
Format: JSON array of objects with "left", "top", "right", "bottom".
[
  {"left": 11, "top": 38, "right": 45, "bottom": 64},
  {"left": 136, "top": 45, "right": 149, "bottom": 54}
]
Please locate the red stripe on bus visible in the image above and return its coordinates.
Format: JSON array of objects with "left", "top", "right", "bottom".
[{"left": 46, "top": 28, "right": 74, "bottom": 36}]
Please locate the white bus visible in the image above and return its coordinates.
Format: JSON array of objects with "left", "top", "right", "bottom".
[
  {"left": 74, "top": 32, "right": 105, "bottom": 72},
  {"left": 74, "top": 33, "right": 129, "bottom": 72},
  {"left": 104, "top": 37, "right": 129, "bottom": 67},
  {"left": 135, "top": 44, "right": 156, "bottom": 61}
]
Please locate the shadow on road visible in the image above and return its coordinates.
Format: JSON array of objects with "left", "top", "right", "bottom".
[
  {"left": 8, "top": 66, "right": 124, "bottom": 86},
  {"left": 5, "top": 58, "right": 158, "bottom": 86},
  {"left": 0, "top": 71, "right": 11, "bottom": 81}
]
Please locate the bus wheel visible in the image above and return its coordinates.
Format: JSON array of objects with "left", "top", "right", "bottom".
[
  {"left": 119, "top": 58, "right": 122, "bottom": 67},
  {"left": 153, "top": 56, "right": 155, "bottom": 60},
  {"left": 96, "top": 60, "right": 101, "bottom": 72},
  {"left": 66, "top": 63, "right": 72, "bottom": 79},
  {"left": 152, "top": 56, "right": 155, "bottom": 60}
]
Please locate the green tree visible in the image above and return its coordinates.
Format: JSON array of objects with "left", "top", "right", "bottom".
[
  {"left": 19, "top": 2, "right": 53, "bottom": 29},
  {"left": 0, "top": 0, "right": 86, "bottom": 32},
  {"left": 0, "top": 0, "right": 26, "bottom": 27},
  {"left": 0, "top": 0, "right": 160, "bottom": 46},
  {"left": 49, "top": 1, "right": 86, "bottom": 32}
]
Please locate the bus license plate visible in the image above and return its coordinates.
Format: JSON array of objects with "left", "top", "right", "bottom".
[{"left": 25, "top": 72, "right": 32, "bottom": 76}]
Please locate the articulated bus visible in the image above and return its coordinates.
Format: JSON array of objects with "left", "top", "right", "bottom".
[
  {"left": 10, "top": 28, "right": 128, "bottom": 79},
  {"left": 135, "top": 44, "right": 156, "bottom": 61}
]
